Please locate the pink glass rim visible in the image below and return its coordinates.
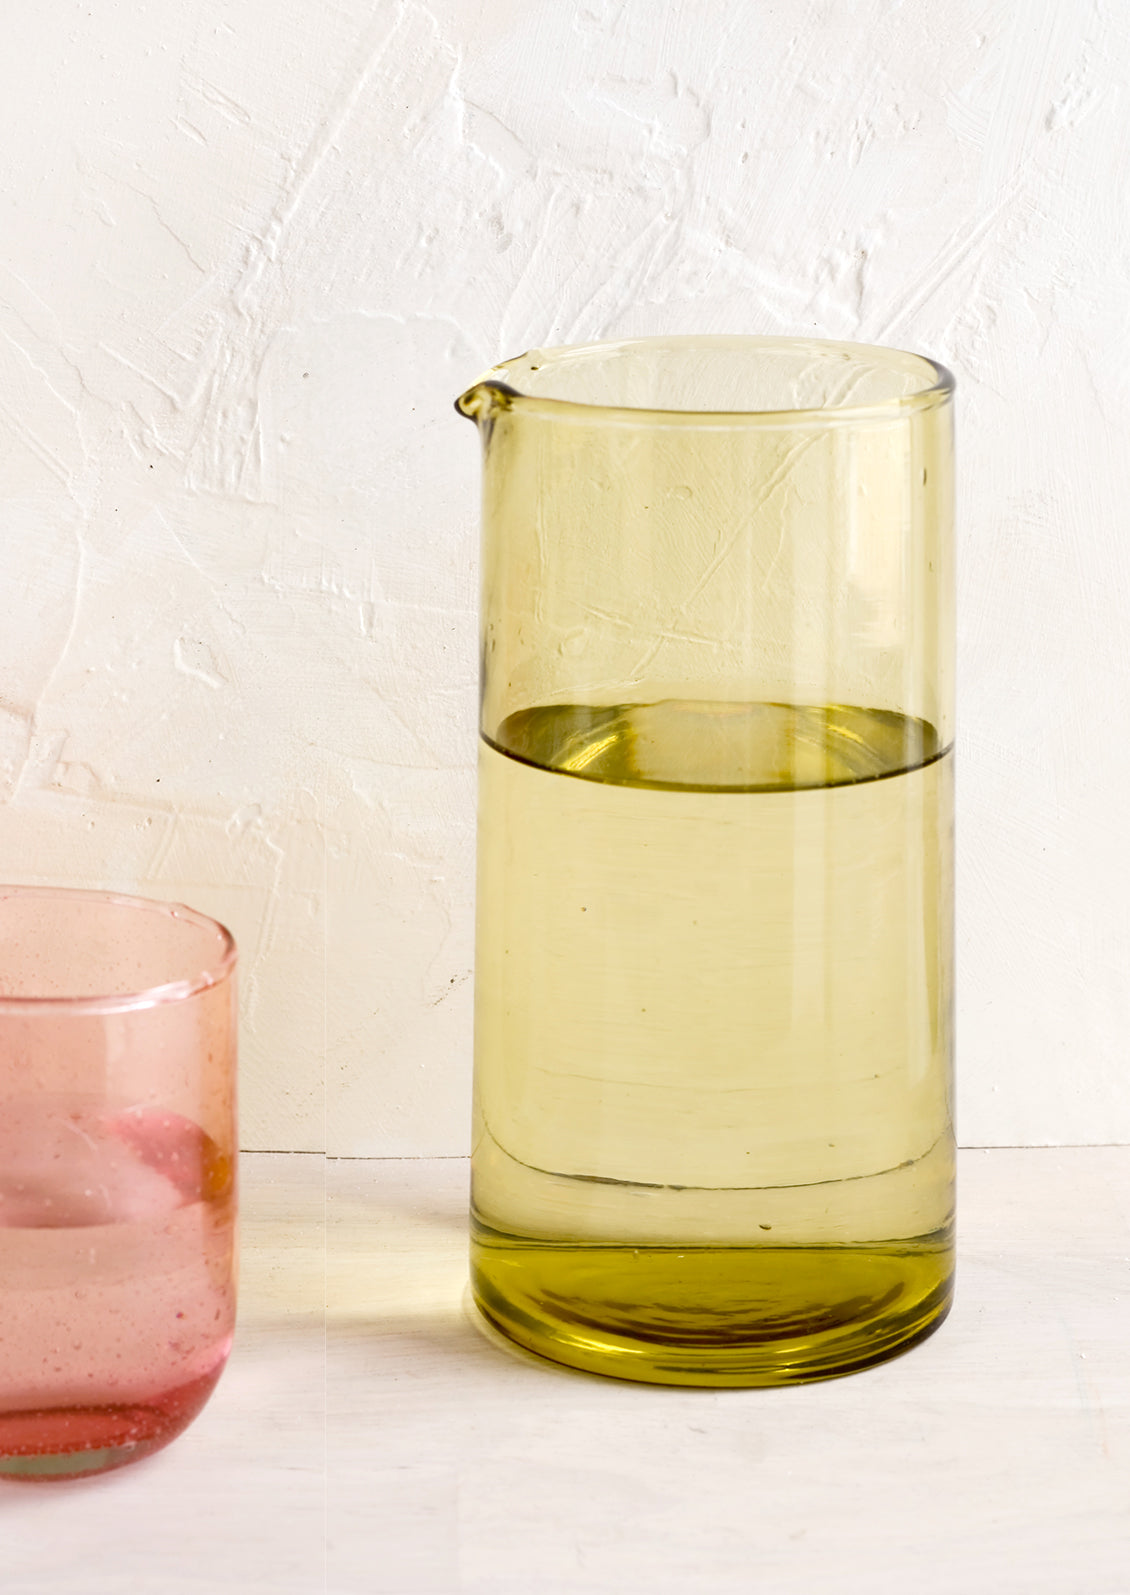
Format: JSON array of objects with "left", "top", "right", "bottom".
[{"left": 0, "top": 886, "right": 237, "bottom": 1014}]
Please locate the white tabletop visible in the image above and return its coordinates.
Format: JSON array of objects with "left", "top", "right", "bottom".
[{"left": 6, "top": 1147, "right": 1130, "bottom": 1593}]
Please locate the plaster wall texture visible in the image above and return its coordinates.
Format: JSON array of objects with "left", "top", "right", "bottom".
[{"left": 0, "top": 0, "right": 1124, "bottom": 1152}]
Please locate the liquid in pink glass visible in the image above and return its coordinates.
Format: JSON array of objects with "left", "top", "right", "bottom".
[{"left": 0, "top": 1098, "right": 236, "bottom": 1478}]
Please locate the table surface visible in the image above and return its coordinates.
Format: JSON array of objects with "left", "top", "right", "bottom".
[{"left": 4, "top": 1147, "right": 1129, "bottom": 1594}]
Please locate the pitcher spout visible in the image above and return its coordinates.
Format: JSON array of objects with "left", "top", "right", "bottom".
[{"left": 454, "top": 379, "right": 521, "bottom": 432}]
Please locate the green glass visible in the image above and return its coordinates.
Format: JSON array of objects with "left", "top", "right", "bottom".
[{"left": 458, "top": 337, "right": 955, "bottom": 1385}]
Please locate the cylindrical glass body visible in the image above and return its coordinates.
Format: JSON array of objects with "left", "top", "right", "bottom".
[
  {"left": 0, "top": 888, "right": 238, "bottom": 1477},
  {"left": 458, "top": 337, "right": 954, "bottom": 1385}
]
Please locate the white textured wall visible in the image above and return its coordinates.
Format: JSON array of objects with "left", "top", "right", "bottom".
[{"left": 0, "top": 0, "right": 1126, "bottom": 1152}]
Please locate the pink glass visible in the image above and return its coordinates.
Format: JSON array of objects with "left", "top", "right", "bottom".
[{"left": 0, "top": 887, "right": 237, "bottom": 1480}]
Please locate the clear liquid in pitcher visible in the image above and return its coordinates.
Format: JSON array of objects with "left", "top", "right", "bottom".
[{"left": 471, "top": 699, "right": 954, "bottom": 1385}]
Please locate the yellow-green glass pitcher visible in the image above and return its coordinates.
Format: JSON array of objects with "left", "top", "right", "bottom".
[{"left": 457, "top": 336, "right": 955, "bottom": 1386}]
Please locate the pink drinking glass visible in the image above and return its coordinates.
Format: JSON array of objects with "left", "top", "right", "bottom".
[{"left": 0, "top": 887, "right": 237, "bottom": 1480}]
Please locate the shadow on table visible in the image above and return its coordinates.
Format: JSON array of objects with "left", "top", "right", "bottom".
[
  {"left": 324, "top": 1159, "right": 603, "bottom": 1384},
  {"left": 326, "top": 1285, "right": 585, "bottom": 1391}
]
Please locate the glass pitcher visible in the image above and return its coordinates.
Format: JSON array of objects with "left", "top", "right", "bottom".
[{"left": 457, "top": 336, "right": 954, "bottom": 1386}]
